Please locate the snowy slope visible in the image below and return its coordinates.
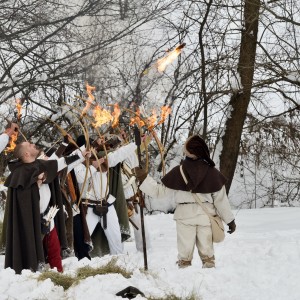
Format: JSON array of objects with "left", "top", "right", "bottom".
[{"left": 0, "top": 207, "right": 299, "bottom": 300}]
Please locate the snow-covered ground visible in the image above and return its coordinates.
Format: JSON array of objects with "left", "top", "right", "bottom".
[{"left": 1, "top": 207, "right": 300, "bottom": 300}]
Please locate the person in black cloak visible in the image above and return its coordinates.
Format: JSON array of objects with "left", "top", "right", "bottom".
[
  {"left": 4, "top": 140, "right": 83, "bottom": 274},
  {"left": 136, "top": 135, "right": 236, "bottom": 268},
  {"left": 0, "top": 122, "right": 19, "bottom": 252}
]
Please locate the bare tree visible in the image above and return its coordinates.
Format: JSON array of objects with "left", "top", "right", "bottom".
[
  {"left": 219, "top": 0, "right": 260, "bottom": 192},
  {"left": 1, "top": 0, "right": 299, "bottom": 206}
]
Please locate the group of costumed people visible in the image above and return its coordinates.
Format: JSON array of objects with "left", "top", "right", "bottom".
[{"left": 0, "top": 120, "right": 236, "bottom": 275}]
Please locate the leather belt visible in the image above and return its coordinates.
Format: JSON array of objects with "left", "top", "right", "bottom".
[
  {"left": 82, "top": 198, "right": 105, "bottom": 204},
  {"left": 82, "top": 198, "right": 113, "bottom": 207},
  {"left": 82, "top": 198, "right": 111, "bottom": 229}
]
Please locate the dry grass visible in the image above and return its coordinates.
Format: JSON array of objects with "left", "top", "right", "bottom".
[
  {"left": 38, "top": 272, "right": 74, "bottom": 290},
  {"left": 37, "top": 257, "right": 132, "bottom": 290},
  {"left": 37, "top": 257, "right": 202, "bottom": 299},
  {"left": 76, "top": 258, "right": 132, "bottom": 280}
]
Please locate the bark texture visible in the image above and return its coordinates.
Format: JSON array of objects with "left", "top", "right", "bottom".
[{"left": 220, "top": 0, "right": 261, "bottom": 193}]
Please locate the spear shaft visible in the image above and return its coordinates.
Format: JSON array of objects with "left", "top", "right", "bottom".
[{"left": 133, "top": 124, "right": 148, "bottom": 271}]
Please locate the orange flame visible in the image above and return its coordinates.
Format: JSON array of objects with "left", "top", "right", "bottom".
[
  {"left": 82, "top": 83, "right": 96, "bottom": 115},
  {"left": 93, "top": 105, "right": 113, "bottom": 127},
  {"left": 129, "top": 109, "right": 145, "bottom": 127},
  {"left": 5, "top": 98, "right": 23, "bottom": 153},
  {"left": 16, "top": 98, "right": 22, "bottom": 120},
  {"left": 147, "top": 109, "right": 157, "bottom": 130},
  {"left": 156, "top": 45, "right": 183, "bottom": 73},
  {"left": 111, "top": 103, "right": 121, "bottom": 128},
  {"left": 5, "top": 132, "right": 18, "bottom": 153},
  {"left": 157, "top": 105, "right": 171, "bottom": 125}
]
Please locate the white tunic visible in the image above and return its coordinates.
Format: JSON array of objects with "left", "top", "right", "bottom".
[
  {"left": 74, "top": 142, "right": 137, "bottom": 201},
  {"left": 0, "top": 133, "right": 9, "bottom": 153},
  {"left": 39, "top": 151, "right": 85, "bottom": 230},
  {"left": 121, "top": 151, "right": 139, "bottom": 199},
  {"left": 140, "top": 175, "right": 234, "bottom": 225},
  {"left": 120, "top": 152, "right": 151, "bottom": 251},
  {"left": 73, "top": 143, "right": 138, "bottom": 255}
]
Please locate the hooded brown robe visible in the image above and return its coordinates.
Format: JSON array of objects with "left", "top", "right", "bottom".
[{"left": 4, "top": 159, "right": 58, "bottom": 274}]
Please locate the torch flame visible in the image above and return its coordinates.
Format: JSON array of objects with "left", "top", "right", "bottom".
[
  {"left": 111, "top": 103, "right": 121, "bottom": 128},
  {"left": 5, "top": 98, "right": 24, "bottom": 153},
  {"left": 129, "top": 109, "right": 145, "bottom": 128},
  {"left": 93, "top": 105, "right": 113, "bottom": 127},
  {"left": 156, "top": 44, "right": 185, "bottom": 73},
  {"left": 5, "top": 132, "right": 18, "bottom": 153},
  {"left": 16, "top": 98, "right": 22, "bottom": 120},
  {"left": 82, "top": 82, "right": 96, "bottom": 115},
  {"left": 147, "top": 109, "right": 157, "bottom": 131},
  {"left": 157, "top": 105, "right": 171, "bottom": 125}
]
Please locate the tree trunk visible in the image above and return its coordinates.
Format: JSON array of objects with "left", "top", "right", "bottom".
[{"left": 219, "top": 0, "right": 260, "bottom": 193}]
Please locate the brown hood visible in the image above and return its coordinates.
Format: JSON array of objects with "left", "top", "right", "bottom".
[
  {"left": 5, "top": 159, "right": 58, "bottom": 189},
  {"left": 161, "top": 157, "right": 227, "bottom": 193}
]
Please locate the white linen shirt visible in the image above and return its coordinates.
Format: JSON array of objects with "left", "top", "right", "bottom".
[
  {"left": 39, "top": 150, "right": 85, "bottom": 229},
  {"left": 74, "top": 142, "right": 137, "bottom": 201},
  {"left": 0, "top": 133, "right": 9, "bottom": 153},
  {"left": 140, "top": 175, "right": 234, "bottom": 225},
  {"left": 121, "top": 151, "right": 139, "bottom": 199}
]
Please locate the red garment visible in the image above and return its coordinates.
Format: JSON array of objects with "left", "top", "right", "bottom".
[{"left": 43, "top": 227, "right": 63, "bottom": 272}]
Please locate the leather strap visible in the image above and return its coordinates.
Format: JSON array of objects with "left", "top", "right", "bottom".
[{"left": 179, "top": 165, "right": 213, "bottom": 218}]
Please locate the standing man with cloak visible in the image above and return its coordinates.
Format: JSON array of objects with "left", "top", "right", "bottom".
[
  {"left": 4, "top": 141, "right": 83, "bottom": 274},
  {"left": 0, "top": 122, "right": 19, "bottom": 252},
  {"left": 136, "top": 135, "right": 236, "bottom": 268}
]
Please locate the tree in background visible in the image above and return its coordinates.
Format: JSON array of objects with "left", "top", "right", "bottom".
[
  {"left": 0, "top": 0, "right": 180, "bottom": 173},
  {"left": 234, "top": 111, "right": 300, "bottom": 208},
  {"left": 0, "top": 0, "right": 299, "bottom": 207},
  {"left": 219, "top": 0, "right": 260, "bottom": 193}
]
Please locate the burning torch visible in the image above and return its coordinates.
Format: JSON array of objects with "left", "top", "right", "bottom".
[
  {"left": 4, "top": 98, "right": 26, "bottom": 153},
  {"left": 143, "top": 43, "right": 186, "bottom": 75}
]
